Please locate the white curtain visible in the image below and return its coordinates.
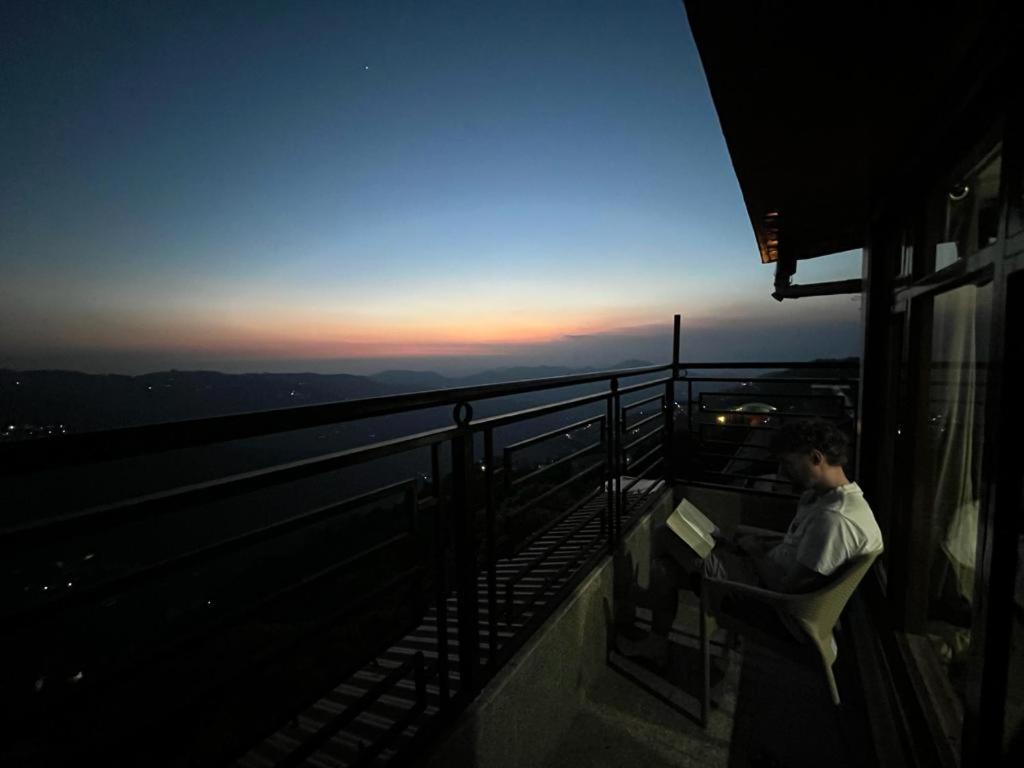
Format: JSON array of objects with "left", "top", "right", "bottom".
[{"left": 932, "top": 285, "right": 982, "bottom": 601}]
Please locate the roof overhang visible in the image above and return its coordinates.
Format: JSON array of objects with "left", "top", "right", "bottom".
[
  {"left": 684, "top": 2, "right": 870, "bottom": 267},
  {"left": 683, "top": 1, "right": 1007, "bottom": 282}
]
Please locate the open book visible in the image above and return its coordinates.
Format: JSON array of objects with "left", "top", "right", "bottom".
[{"left": 666, "top": 498, "right": 720, "bottom": 560}]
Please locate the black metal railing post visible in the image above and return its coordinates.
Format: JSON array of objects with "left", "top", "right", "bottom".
[
  {"left": 483, "top": 428, "right": 497, "bottom": 669},
  {"left": 450, "top": 402, "right": 479, "bottom": 695},
  {"left": 430, "top": 443, "right": 450, "bottom": 706},
  {"left": 687, "top": 379, "right": 694, "bottom": 446},
  {"left": 610, "top": 377, "right": 622, "bottom": 541},
  {"left": 604, "top": 391, "right": 614, "bottom": 552},
  {"left": 670, "top": 313, "right": 681, "bottom": 489},
  {"left": 664, "top": 378, "right": 675, "bottom": 490}
]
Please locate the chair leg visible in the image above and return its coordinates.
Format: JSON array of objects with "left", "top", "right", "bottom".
[
  {"left": 700, "top": 592, "right": 711, "bottom": 727},
  {"left": 825, "top": 663, "right": 841, "bottom": 706}
]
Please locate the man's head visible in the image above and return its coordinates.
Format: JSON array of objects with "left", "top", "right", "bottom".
[{"left": 771, "top": 419, "right": 851, "bottom": 493}]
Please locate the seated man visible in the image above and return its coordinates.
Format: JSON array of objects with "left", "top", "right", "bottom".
[{"left": 618, "top": 418, "right": 884, "bottom": 666}]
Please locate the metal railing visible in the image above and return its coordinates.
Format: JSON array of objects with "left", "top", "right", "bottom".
[
  {"left": 0, "top": 317, "right": 859, "bottom": 767},
  {"left": 677, "top": 361, "right": 860, "bottom": 495}
]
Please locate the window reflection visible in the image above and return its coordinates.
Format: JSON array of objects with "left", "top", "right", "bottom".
[
  {"left": 928, "top": 146, "right": 1002, "bottom": 271},
  {"left": 923, "top": 282, "right": 991, "bottom": 712}
]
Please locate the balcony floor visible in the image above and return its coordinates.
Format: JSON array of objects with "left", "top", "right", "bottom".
[{"left": 543, "top": 596, "right": 875, "bottom": 768}]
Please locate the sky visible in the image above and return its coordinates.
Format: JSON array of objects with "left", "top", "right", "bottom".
[{"left": 0, "top": 0, "right": 863, "bottom": 376}]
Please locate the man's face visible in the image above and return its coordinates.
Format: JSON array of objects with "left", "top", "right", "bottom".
[{"left": 778, "top": 451, "right": 820, "bottom": 490}]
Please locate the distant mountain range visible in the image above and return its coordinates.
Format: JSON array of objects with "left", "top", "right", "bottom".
[{"left": 0, "top": 361, "right": 655, "bottom": 435}]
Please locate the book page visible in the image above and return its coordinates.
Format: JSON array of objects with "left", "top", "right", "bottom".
[{"left": 665, "top": 498, "right": 718, "bottom": 559}]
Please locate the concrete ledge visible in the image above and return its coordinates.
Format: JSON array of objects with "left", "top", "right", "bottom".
[{"left": 425, "top": 489, "right": 673, "bottom": 768}]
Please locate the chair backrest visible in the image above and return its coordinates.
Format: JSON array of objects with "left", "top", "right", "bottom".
[{"left": 784, "top": 549, "right": 882, "bottom": 656}]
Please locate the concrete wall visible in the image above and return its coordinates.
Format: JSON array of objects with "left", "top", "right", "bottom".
[
  {"left": 424, "top": 489, "right": 673, "bottom": 768},
  {"left": 423, "top": 484, "right": 797, "bottom": 767}
]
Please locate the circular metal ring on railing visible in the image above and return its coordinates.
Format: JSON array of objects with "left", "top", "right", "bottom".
[
  {"left": 453, "top": 401, "right": 473, "bottom": 427},
  {"left": 678, "top": 368, "right": 689, "bottom": 378}
]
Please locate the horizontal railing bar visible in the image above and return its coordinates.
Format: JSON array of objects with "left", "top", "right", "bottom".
[
  {"left": 625, "top": 411, "right": 664, "bottom": 432},
  {"left": 622, "top": 425, "right": 663, "bottom": 453},
  {"left": 681, "top": 376, "right": 859, "bottom": 385},
  {"left": 621, "top": 392, "right": 664, "bottom": 413},
  {"left": 0, "top": 426, "right": 454, "bottom": 548},
  {"left": 510, "top": 442, "right": 602, "bottom": 489},
  {"left": 696, "top": 407, "right": 845, "bottom": 420},
  {"left": 677, "top": 361, "right": 859, "bottom": 370},
  {"left": 699, "top": 449, "right": 777, "bottom": 462},
  {"left": 625, "top": 443, "right": 663, "bottom": 475},
  {"left": 698, "top": 469, "right": 799, "bottom": 486},
  {"left": 680, "top": 478, "right": 801, "bottom": 499},
  {"left": 617, "top": 376, "right": 672, "bottom": 396},
  {"left": 1, "top": 362, "right": 853, "bottom": 477},
  {"left": 696, "top": 391, "right": 853, "bottom": 401},
  {"left": 697, "top": 438, "right": 776, "bottom": 451},
  {"left": 0, "top": 364, "right": 671, "bottom": 474},
  {"left": 471, "top": 391, "right": 608, "bottom": 430},
  {"left": 2, "top": 479, "right": 417, "bottom": 623},
  {"left": 504, "top": 460, "right": 605, "bottom": 520},
  {"left": 503, "top": 414, "right": 605, "bottom": 453}
]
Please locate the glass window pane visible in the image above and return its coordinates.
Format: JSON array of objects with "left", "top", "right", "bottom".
[
  {"left": 1006, "top": 545, "right": 1024, "bottom": 761},
  {"left": 921, "top": 281, "right": 991, "bottom": 717},
  {"left": 926, "top": 146, "right": 1002, "bottom": 272}
]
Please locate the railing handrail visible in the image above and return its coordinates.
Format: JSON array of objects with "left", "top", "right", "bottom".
[
  {"left": 677, "top": 360, "right": 859, "bottom": 369},
  {"left": 0, "top": 362, "right": 671, "bottom": 475},
  {"left": 0, "top": 340, "right": 863, "bottom": 765},
  {"left": 0, "top": 359, "right": 860, "bottom": 476}
]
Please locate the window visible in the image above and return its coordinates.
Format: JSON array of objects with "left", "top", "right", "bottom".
[
  {"left": 916, "top": 281, "right": 992, "bottom": 722},
  {"left": 924, "top": 145, "right": 1002, "bottom": 272}
]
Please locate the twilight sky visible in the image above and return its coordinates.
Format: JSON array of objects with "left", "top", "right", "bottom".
[{"left": 1, "top": 0, "right": 862, "bottom": 375}]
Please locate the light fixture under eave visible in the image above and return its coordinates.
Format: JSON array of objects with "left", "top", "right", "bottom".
[{"left": 760, "top": 211, "right": 781, "bottom": 264}]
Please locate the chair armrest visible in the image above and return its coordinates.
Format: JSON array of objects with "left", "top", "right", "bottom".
[
  {"left": 733, "top": 525, "right": 785, "bottom": 540},
  {"left": 703, "top": 576, "right": 802, "bottom": 608}
]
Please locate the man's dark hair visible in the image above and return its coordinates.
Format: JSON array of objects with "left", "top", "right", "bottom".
[{"left": 771, "top": 418, "right": 850, "bottom": 466}]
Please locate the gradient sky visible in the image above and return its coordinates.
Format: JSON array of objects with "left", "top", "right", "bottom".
[{"left": 1, "top": 0, "right": 862, "bottom": 375}]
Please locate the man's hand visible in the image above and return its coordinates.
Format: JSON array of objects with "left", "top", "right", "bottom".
[
  {"left": 712, "top": 530, "right": 744, "bottom": 553},
  {"left": 735, "top": 534, "right": 765, "bottom": 556}
]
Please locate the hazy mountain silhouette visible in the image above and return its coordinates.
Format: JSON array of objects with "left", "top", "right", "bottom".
[
  {"left": 369, "top": 360, "right": 656, "bottom": 391},
  {"left": 0, "top": 361, "right": 655, "bottom": 436}
]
